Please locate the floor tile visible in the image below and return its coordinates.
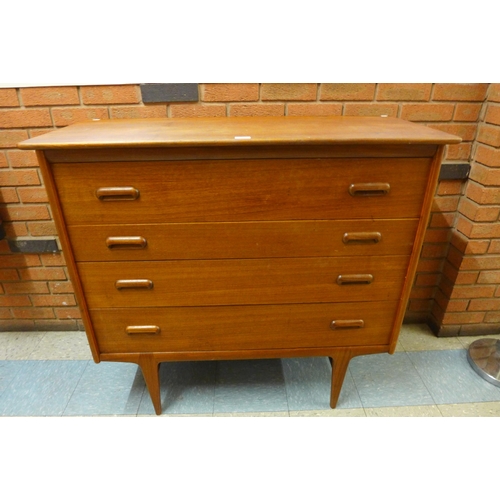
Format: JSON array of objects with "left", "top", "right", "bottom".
[
  {"left": 282, "top": 357, "right": 362, "bottom": 410},
  {"left": 64, "top": 362, "right": 145, "bottom": 416},
  {"left": 138, "top": 361, "right": 217, "bottom": 415},
  {"left": 408, "top": 350, "right": 500, "bottom": 405},
  {"left": 0, "top": 360, "right": 88, "bottom": 416},
  {"left": 214, "top": 412, "right": 289, "bottom": 417},
  {"left": 364, "top": 405, "right": 442, "bottom": 417},
  {"left": 437, "top": 401, "right": 500, "bottom": 417},
  {"left": 0, "top": 332, "right": 45, "bottom": 360},
  {"left": 0, "top": 360, "right": 25, "bottom": 397},
  {"left": 29, "top": 331, "right": 93, "bottom": 360},
  {"left": 213, "top": 359, "right": 288, "bottom": 413},
  {"left": 458, "top": 334, "right": 500, "bottom": 350},
  {"left": 289, "top": 408, "right": 366, "bottom": 417},
  {"left": 349, "top": 352, "right": 435, "bottom": 408},
  {"left": 398, "top": 323, "right": 464, "bottom": 352}
]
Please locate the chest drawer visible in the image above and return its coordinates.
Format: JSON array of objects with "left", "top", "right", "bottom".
[
  {"left": 52, "top": 157, "right": 432, "bottom": 225},
  {"left": 78, "top": 255, "right": 410, "bottom": 308},
  {"left": 68, "top": 219, "right": 419, "bottom": 261},
  {"left": 89, "top": 301, "right": 400, "bottom": 353}
]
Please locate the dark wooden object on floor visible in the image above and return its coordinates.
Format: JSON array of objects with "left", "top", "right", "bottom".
[{"left": 19, "top": 116, "right": 461, "bottom": 414}]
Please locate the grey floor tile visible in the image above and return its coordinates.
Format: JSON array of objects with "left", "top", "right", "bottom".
[
  {"left": 0, "top": 360, "right": 88, "bottom": 416},
  {"left": 282, "top": 357, "right": 362, "bottom": 410},
  {"left": 214, "top": 412, "right": 289, "bottom": 417},
  {"left": 64, "top": 362, "right": 145, "bottom": 416},
  {"left": 0, "top": 332, "right": 45, "bottom": 360},
  {"left": 214, "top": 359, "right": 288, "bottom": 413},
  {"left": 408, "top": 350, "right": 500, "bottom": 405},
  {"left": 138, "top": 361, "right": 217, "bottom": 415},
  {"left": 290, "top": 408, "right": 366, "bottom": 417},
  {"left": 29, "top": 331, "right": 93, "bottom": 360},
  {"left": 349, "top": 352, "right": 435, "bottom": 408}
]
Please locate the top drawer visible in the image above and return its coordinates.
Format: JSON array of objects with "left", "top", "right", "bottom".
[{"left": 52, "top": 157, "right": 432, "bottom": 225}]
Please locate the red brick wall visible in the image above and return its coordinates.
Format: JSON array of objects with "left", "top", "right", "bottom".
[{"left": 0, "top": 83, "right": 496, "bottom": 334}]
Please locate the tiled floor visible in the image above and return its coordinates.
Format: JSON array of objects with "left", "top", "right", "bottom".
[{"left": 1, "top": 324, "right": 500, "bottom": 417}]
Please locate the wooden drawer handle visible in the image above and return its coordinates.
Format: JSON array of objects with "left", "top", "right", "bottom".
[
  {"left": 106, "top": 236, "right": 147, "bottom": 249},
  {"left": 348, "top": 183, "right": 390, "bottom": 197},
  {"left": 342, "top": 232, "right": 382, "bottom": 244},
  {"left": 330, "top": 319, "right": 365, "bottom": 330},
  {"left": 337, "top": 274, "right": 373, "bottom": 285},
  {"left": 115, "top": 279, "right": 153, "bottom": 290},
  {"left": 96, "top": 186, "right": 140, "bottom": 201},
  {"left": 126, "top": 325, "right": 160, "bottom": 335}
]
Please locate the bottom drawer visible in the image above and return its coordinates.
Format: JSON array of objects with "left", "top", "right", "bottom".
[{"left": 89, "top": 301, "right": 400, "bottom": 353}]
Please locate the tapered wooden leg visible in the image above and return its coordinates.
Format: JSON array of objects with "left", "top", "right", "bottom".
[
  {"left": 329, "top": 349, "right": 353, "bottom": 408},
  {"left": 138, "top": 354, "right": 162, "bottom": 415}
]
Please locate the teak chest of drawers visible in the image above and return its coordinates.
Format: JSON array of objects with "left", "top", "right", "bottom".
[{"left": 19, "top": 116, "right": 460, "bottom": 414}]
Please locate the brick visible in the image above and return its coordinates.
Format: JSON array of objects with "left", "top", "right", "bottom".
[
  {"left": 0, "top": 254, "right": 41, "bottom": 268},
  {"left": 441, "top": 311, "right": 485, "bottom": 324},
  {"left": 477, "top": 123, "right": 500, "bottom": 147},
  {"left": 400, "top": 104, "right": 455, "bottom": 121},
  {"left": 488, "top": 84, "right": 500, "bottom": 102},
  {"left": 55, "top": 307, "right": 81, "bottom": 319},
  {"left": 0, "top": 109, "right": 52, "bottom": 128},
  {"left": 436, "top": 180, "right": 463, "bottom": 195},
  {"left": 109, "top": 105, "right": 167, "bottom": 119},
  {"left": 439, "top": 297, "right": 469, "bottom": 313},
  {"left": 49, "top": 281, "right": 74, "bottom": 294},
  {"left": 454, "top": 103, "right": 482, "bottom": 122},
  {"left": 455, "top": 271, "right": 479, "bottom": 285},
  {"left": 0, "top": 295, "right": 32, "bottom": 307},
  {"left": 431, "top": 123, "right": 477, "bottom": 141},
  {"left": 81, "top": 85, "right": 140, "bottom": 104},
  {"left": 450, "top": 230, "right": 468, "bottom": 254},
  {"left": 420, "top": 243, "right": 448, "bottom": 258},
  {"left": 27, "top": 221, "right": 57, "bottom": 236},
  {"left": 431, "top": 195, "right": 459, "bottom": 212},
  {"left": 485, "top": 311, "right": 500, "bottom": 323},
  {"left": 468, "top": 298, "right": 500, "bottom": 311},
  {"left": 466, "top": 181, "right": 500, "bottom": 205},
  {"left": 40, "top": 253, "right": 65, "bottom": 266},
  {"left": 459, "top": 197, "right": 500, "bottom": 222},
  {"left": 0, "top": 309, "right": 13, "bottom": 319},
  {"left": 286, "top": 103, "right": 342, "bottom": 116},
  {"left": 433, "top": 84, "right": 488, "bottom": 101},
  {"left": 4, "top": 282, "right": 49, "bottom": 294},
  {"left": 261, "top": 84, "right": 317, "bottom": 101},
  {"left": 0, "top": 88, "right": 19, "bottom": 107},
  {"left": 460, "top": 254, "right": 500, "bottom": 271},
  {"left": 229, "top": 104, "right": 285, "bottom": 117},
  {"left": 31, "top": 294, "right": 76, "bottom": 307},
  {"left": 0, "top": 151, "right": 7, "bottom": 167},
  {"left": 7, "top": 150, "right": 38, "bottom": 167},
  {"left": 2, "top": 221, "right": 28, "bottom": 238},
  {"left": 28, "top": 128, "right": 54, "bottom": 138},
  {"left": 0, "top": 130, "right": 28, "bottom": 148},
  {"left": 343, "top": 103, "right": 398, "bottom": 117},
  {"left": 34, "top": 319, "right": 80, "bottom": 331},
  {"left": 16, "top": 187, "right": 49, "bottom": 204},
  {"left": 455, "top": 215, "right": 473, "bottom": 237},
  {"left": 377, "top": 83, "right": 431, "bottom": 101},
  {"left": 450, "top": 284, "right": 496, "bottom": 299},
  {"left": 485, "top": 104, "right": 500, "bottom": 125},
  {"left": 320, "top": 84, "right": 375, "bottom": 101},
  {"left": 0, "top": 187, "right": 19, "bottom": 203},
  {"left": 423, "top": 228, "right": 450, "bottom": 243},
  {"left": 407, "top": 299, "right": 433, "bottom": 312},
  {"left": 465, "top": 240, "right": 490, "bottom": 253},
  {"left": 51, "top": 107, "right": 109, "bottom": 126},
  {"left": 20, "top": 87, "right": 79, "bottom": 106},
  {"left": 429, "top": 211, "right": 455, "bottom": 228},
  {"left": 445, "top": 142, "right": 472, "bottom": 161},
  {"left": 19, "top": 267, "right": 66, "bottom": 281},
  {"left": 488, "top": 240, "right": 500, "bottom": 254},
  {"left": 170, "top": 104, "right": 226, "bottom": 118},
  {"left": 202, "top": 84, "right": 259, "bottom": 102},
  {"left": 416, "top": 258, "right": 442, "bottom": 273},
  {"left": 415, "top": 273, "right": 440, "bottom": 287},
  {"left": 469, "top": 162, "right": 500, "bottom": 187},
  {"left": 409, "top": 286, "right": 435, "bottom": 299},
  {"left": 474, "top": 144, "right": 500, "bottom": 167},
  {"left": 2, "top": 205, "right": 50, "bottom": 222},
  {"left": 12, "top": 307, "right": 55, "bottom": 319},
  {"left": 478, "top": 270, "right": 500, "bottom": 283}
]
